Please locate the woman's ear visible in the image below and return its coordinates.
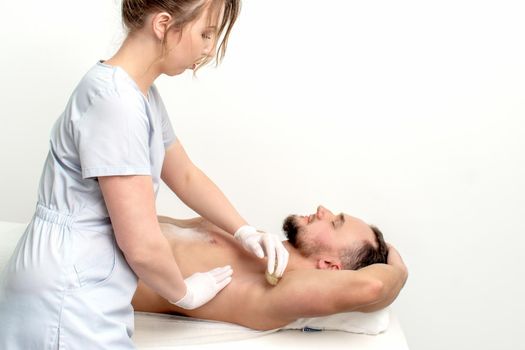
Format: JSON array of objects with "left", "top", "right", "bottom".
[{"left": 151, "top": 12, "right": 173, "bottom": 41}]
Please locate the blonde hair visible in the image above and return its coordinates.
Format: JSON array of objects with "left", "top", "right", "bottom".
[{"left": 122, "top": 0, "right": 241, "bottom": 70}]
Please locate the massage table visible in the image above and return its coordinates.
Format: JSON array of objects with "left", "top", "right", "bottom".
[{"left": 0, "top": 220, "right": 410, "bottom": 349}]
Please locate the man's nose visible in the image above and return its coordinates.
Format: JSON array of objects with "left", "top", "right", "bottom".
[
  {"left": 316, "top": 205, "right": 327, "bottom": 219},
  {"left": 316, "top": 205, "right": 335, "bottom": 220}
]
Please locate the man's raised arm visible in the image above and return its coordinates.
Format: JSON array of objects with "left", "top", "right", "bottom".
[
  {"left": 265, "top": 245, "right": 408, "bottom": 321},
  {"left": 352, "top": 244, "right": 408, "bottom": 312}
]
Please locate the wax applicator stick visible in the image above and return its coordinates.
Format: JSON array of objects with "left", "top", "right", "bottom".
[{"left": 265, "top": 260, "right": 280, "bottom": 286}]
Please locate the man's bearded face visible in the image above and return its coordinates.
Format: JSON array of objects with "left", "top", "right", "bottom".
[
  {"left": 282, "top": 206, "right": 378, "bottom": 270},
  {"left": 282, "top": 214, "right": 324, "bottom": 257}
]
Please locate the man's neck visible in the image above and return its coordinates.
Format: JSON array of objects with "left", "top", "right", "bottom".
[{"left": 283, "top": 241, "right": 318, "bottom": 272}]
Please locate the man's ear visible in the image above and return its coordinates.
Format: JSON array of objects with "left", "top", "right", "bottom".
[
  {"left": 316, "top": 257, "right": 342, "bottom": 270},
  {"left": 151, "top": 12, "right": 173, "bottom": 41}
]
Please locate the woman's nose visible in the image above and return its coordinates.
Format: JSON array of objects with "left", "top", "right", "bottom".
[
  {"left": 204, "top": 41, "right": 217, "bottom": 58},
  {"left": 203, "top": 48, "right": 213, "bottom": 59}
]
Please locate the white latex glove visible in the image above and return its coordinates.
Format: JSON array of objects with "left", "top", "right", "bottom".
[
  {"left": 170, "top": 265, "right": 233, "bottom": 310},
  {"left": 234, "top": 225, "right": 289, "bottom": 277}
]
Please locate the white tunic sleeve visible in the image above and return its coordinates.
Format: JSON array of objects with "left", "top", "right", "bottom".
[
  {"left": 160, "top": 103, "right": 176, "bottom": 150},
  {"left": 151, "top": 84, "right": 176, "bottom": 150},
  {"left": 74, "top": 90, "right": 152, "bottom": 179}
]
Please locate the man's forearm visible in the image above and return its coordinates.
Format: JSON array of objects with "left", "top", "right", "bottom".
[
  {"left": 355, "top": 264, "right": 407, "bottom": 312},
  {"left": 355, "top": 246, "right": 408, "bottom": 312}
]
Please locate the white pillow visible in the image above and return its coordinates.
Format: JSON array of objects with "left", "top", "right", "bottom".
[
  {"left": 133, "top": 310, "right": 390, "bottom": 347},
  {"left": 285, "top": 309, "right": 390, "bottom": 334}
]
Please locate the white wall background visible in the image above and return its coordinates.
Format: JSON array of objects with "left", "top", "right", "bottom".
[{"left": 1, "top": 1, "right": 524, "bottom": 349}]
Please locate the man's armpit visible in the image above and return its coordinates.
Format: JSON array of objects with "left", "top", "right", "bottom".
[
  {"left": 263, "top": 270, "right": 328, "bottom": 321},
  {"left": 265, "top": 269, "right": 376, "bottom": 320}
]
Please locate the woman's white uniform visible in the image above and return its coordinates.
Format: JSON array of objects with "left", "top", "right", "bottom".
[{"left": 0, "top": 60, "right": 176, "bottom": 349}]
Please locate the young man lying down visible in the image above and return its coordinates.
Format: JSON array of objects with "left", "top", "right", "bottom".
[{"left": 132, "top": 205, "right": 408, "bottom": 330}]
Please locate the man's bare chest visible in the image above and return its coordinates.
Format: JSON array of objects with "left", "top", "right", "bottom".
[{"left": 160, "top": 222, "right": 268, "bottom": 284}]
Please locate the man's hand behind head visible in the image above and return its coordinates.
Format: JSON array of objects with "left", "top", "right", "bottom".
[{"left": 386, "top": 243, "right": 408, "bottom": 287}]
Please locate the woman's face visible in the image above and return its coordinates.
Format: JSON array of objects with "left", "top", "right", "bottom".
[{"left": 160, "top": 4, "right": 222, "bottom": 76}]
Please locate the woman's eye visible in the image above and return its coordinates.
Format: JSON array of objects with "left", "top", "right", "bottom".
[{"left": 202, "top": 33, "right": 212, "bottom": 40}]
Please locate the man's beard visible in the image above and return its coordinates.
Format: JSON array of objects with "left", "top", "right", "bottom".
[
  {"left": 282, "top": 214, "right": 320, "bottom": 257},
  {"left": 282, "top": 215, "right": 300, "bottom": 247}
]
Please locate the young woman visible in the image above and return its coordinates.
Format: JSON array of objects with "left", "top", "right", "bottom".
[{"left": 0, "top": 1, "right": 288, "bottom": 348}]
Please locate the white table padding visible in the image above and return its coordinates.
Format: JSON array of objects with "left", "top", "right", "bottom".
[{"left": 132, "top": 310, "right": 410, "bottom": 350}]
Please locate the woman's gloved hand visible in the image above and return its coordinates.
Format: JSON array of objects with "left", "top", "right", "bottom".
[
  {"left": 234, "top": 225, "right": 289, "bottom": 278},
  {"left": 170, "top": 265, "right": 233, "bottom": 310}
]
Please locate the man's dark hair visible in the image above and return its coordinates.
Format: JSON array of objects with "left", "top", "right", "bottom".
[{"left": 339, "top": 225, "right": 388, "bottom": 270}]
